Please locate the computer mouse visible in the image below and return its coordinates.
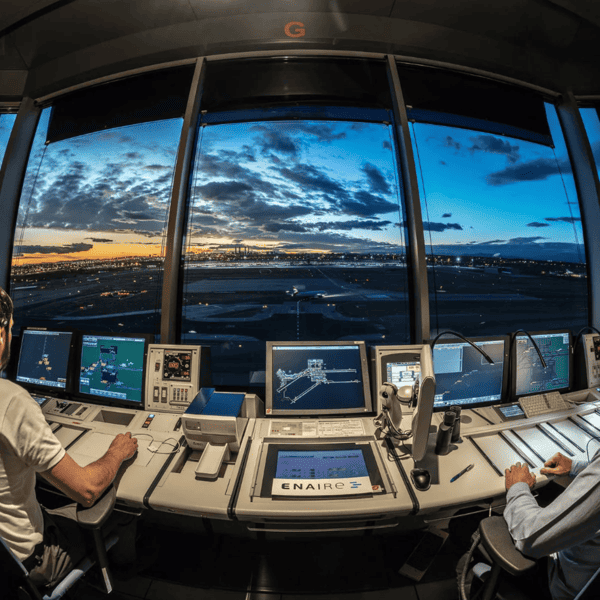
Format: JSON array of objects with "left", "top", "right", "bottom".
[{"left": 411, "top": 468, "right": 431, "bottom": 491}]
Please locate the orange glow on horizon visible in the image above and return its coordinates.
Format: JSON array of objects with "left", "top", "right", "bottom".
[{"left": 12, "top": 242, "right": 165, "bottom": 265}]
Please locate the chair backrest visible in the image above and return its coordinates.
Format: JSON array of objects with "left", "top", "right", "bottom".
[
  {"left": 0, "top": 535, "right": 41, "bottom": 600},
  {"left": 575, "top": 564, "right": 600, "bottom": 599}
]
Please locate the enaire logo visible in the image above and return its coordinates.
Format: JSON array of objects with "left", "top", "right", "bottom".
[
  {"left": 285, "top": 22, "right": 306, "bottom": 38},
  {"left": 281, "top": 482, "right": 349, "bottom": 490}
]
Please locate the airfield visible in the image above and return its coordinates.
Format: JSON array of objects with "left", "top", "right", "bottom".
[{"left": 10, "top": 261, "right": 588, "bottom": 386}]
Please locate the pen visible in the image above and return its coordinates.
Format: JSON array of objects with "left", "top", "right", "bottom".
[{"left": 450, "top": 463, "right": 474, "bottom": 482}]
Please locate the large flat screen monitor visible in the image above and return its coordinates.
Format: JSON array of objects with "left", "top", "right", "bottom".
[
  {"left": 16, "top": 328, "right": 75, "bottom": 393},
  {"left": 429, "top": 336, "right": 509, "bottom": 411},
  {"left": 512, "top": 330, "right": 572, "bottom": 398},
  {"left": 77, "top": 333, "right": 152, "bottom": 407},
  {"left": 265, "top": 341, "right": 372, "bottom": 417}
]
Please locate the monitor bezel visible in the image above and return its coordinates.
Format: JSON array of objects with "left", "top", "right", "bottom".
[
  {"left": 74, "top": 331, "right": 154, "bottom": 409},
  {"left": 426, "top": 335, "right": 511, "bottom": 412},
  {"left": 265, "top": 340, "right": 373, "bottom": 417},
  {"left": 15, "top": 326, "right": 78, "bottom": 395},
  {"left": 510, "top": 329, "right": 572, "bottom": 400}
]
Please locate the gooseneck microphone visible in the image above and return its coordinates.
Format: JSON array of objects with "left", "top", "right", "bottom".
[
  {"left": 430, "top": 330, "right": 495, "bottom": 365},
  {"left": 512, "top": 329, "right": 547, "bottom": 369}
]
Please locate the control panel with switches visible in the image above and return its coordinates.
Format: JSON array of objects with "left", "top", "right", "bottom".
[
  {"left": 144, "top": 344, "right": 211, "bottom": 413},
  {"left": 576, "top": 333, "right": 600, "bottom": 389}
]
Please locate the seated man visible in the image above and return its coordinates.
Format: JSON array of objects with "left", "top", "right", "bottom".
[
  {"left": 504, "top": 451, "right": 600, "bottom": 600},
  {"left": 0, "top": 286, "right": 138, "bottom": 590}
]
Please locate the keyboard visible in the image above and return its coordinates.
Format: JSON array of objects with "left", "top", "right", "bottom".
[{"left": 518, "top": 391, "right": 570, "bottom": 418}]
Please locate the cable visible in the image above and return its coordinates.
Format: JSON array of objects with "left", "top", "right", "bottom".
[
  {"left": 459, "top": 530, "right": 481, "bottom": 600},
  {"left": 131, "top": 433, "right": 181, "bottom": 455},
  {"left": 511, "top": 329, "right": 547, "bottom": 369}
]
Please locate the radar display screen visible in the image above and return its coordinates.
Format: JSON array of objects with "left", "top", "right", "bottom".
[
  {"left": 515, "top": 331, "right": 571, "bottom": 397},
  {"left": 270, "top": 344, "right": 366, "bottom": 413},
  {"left": 432, "top": 338, "right": 507, "bottom": 410},
  {"left": 16, "top": 329, "right": 73, "bottom": 390},
  {"left": 79, "top": 334, "right": 146, "bottom": 403},
  {"left": 163, "top": 351, "right": 191, "bottom": 381}
]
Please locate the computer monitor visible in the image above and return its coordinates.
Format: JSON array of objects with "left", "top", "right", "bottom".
[
  {"left": 429, "top": 336, "right": 510, "bottom": 411},
  {"left": 265, "top": 341, "right": 372, "bottom": 417},
  {"left": 77, "top": 333, "right": 152, "bottom": 408},
  {"left": 16, "top": 327, "right": 75, "bottom": 393},
  {"left": 512, "top": 330, "right": 572, "bottom": 399}
]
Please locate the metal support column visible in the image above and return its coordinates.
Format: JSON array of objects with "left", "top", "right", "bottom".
[
  {"left": 160, "top": 58, "right": 205, "bottom": 343},
  {"left": 386, "top": 56, "right": 429, "bottom": 342},
  {"left": 555, "top": 91, "right": 600, "bottom": 329},
  {"left": 0, "top": 97, "right": 41, "bottom": 292}
]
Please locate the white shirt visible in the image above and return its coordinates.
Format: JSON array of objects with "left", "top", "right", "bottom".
[
  {"left": 504, "top": 450, "right": 600, "bottom": 600},
  {"left": 0, "top": 379, "right": 65, "bottom": 561}
]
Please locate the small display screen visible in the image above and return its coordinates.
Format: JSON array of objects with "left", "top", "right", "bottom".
[
  {"left": 163, "top": 351, "right": 191, "bottom": 381},
  {"left": 16, "top": 330, "right": 73, "bottom": 390},
  {"left": 515, "top": 332, "right": 571, "bottom": 397},
  {"left": 386, "top": 361, "right": 421, "bottom": 392},
  {"left": 269, "top": 344, "right": 367, "bottom": 414},
  {"left": 79, "top": 334, "right": 146, "bottom": 403},
  {"left": 432, "top": 338, "right": 507, "bottom": 410},
  {"left": 498, "top": 404, "right": 525, "bottom": 418},
  {"left": 271, "top": 447, "right": 378, "bottom": 496}
]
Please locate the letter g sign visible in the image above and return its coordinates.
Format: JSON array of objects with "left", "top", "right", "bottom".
[{"left": 285, "top": 22, "right": 306, "bottom": 38}]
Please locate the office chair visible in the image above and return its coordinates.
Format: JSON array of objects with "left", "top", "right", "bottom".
[
  {"left": 0, "top": 485, "right": 120, "bottom": 600},
  {"left": 461, "top": 516, "right": 600, "bottom": 600}
]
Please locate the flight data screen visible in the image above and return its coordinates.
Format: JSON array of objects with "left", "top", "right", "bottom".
[
  {"left": 271, "top": 345, "right": 365, "bottom": 412},
  {"left": 16, "top": 330, "right": 72, "bottom": 389},
  {"left": 79, "top": 335, "right": 146, "bottom": 403},
  {"left": 515, "top": 332, "right": 571, "bottom": 396},
  {"left": 433, "top": 340, "right": 506, "bottom": 409}
]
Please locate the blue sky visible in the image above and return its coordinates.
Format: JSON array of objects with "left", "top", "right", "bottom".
[
  {"left": 0, "top": 114, "right": 17, "bottom": 169},
  {"left": 410, "top": 103, "right": 587, "bottom": 263},
  {"left": 8, "top": 102, "right": 598, "bottom": 266}
]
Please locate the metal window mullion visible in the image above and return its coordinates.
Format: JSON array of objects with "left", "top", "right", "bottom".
[
  {"left": 160, "top": 57, "right": 205, "bottom": 344},
  {"left": 0, "top": 98, "right": 41, "bottom": 292},
  {"left": 386, "top": 55, "right": 429, "bottom": 343},
  {"left": 555, "top": 91, "right": 600, "bottom": 329}
]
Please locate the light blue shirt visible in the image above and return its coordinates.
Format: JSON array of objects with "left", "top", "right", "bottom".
[{"left": 504, "top": 450, "right": 600, "bottom": 600}]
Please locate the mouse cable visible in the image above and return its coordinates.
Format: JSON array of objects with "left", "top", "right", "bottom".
[{"left": 130, "top": 433, "right": 181, "bottom": 454}]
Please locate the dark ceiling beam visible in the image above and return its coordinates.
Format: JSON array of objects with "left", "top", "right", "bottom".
[{"left": 0, "top": 0, "right": 78, "bottom": 39}]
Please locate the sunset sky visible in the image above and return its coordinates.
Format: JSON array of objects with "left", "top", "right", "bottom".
[{"left": 7, "top": 102, "right": 597, "bottom": 268}]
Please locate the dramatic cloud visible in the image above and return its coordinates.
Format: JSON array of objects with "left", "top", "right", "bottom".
[
  {"left": 342, "top": 191, "right": 398, "bottom": 217},
  {"left": 444, "top": 136, "right": 461, "bottom": 151},
  {"left": 527, "top": 222, "right": 550, "bottom": 228},
  {"left": 15, "top": 243, "right": 93, "bottom": 255},
  {"left": 508, "top": 236, "right": 546, "bottom": 244},
  {"left": 278, "top": 164, "right": 349, "bottom": 201},
  {"left": 469, "top": 135, "right": 520, "bottom": 163},
  {"left": 250, "top": 125, "right": 299, "bottom": 157},
  {"left": 486, "top": 157, "right": 571, "bottom": 186},
  {"left": 316, "top": 219, "right": 391, "bottom": 231},
  {"left": 85, "top": 238, "right": 113, "bottom": 243},
  {"left": 442, "top": 213, "right": 452, "bottom": 218},
  {"left": 545, "top": 216, "right": 581, "bottom": 224},
  {"left": 424, "top": 221, "right": 463, "bottom": 232},
  {"left": 362, "top": 162, "right": 391, "bottom": 195},
  {"left": 263, "top": 222, "right": 309, "bottom": 233}
]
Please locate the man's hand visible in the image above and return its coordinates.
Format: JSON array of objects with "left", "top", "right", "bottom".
[
  {"left": 505, "top": 462, "right": 536, "bottom": 491},
  {"left": 540, "top": 452, "right": 572, "bottom": 477},
  {"left": 108, "top": 432, "right": 138, "bottom": 461}
]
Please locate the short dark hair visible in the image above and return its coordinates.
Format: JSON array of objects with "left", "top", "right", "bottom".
[{"left": 0, "top": 287, "right": 13, "bottom": 329}]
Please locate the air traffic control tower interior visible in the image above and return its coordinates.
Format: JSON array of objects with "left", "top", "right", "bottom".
[{"left": 2, "top": 1, "right": 600, "bottom": 599}]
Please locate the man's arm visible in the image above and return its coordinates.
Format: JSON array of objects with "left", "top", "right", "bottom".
[
  {"left": 41, "top": 432, "right": 137, "bottom": 508},
  {"left": 503, "top": 454, "right": 600, "bottom": 558}
]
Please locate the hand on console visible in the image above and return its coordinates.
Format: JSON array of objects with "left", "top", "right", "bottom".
[
  {"left": 109, "top": 432, "right": 138, "bottom": 461},
  {"left": 540, "top": 452, "right": 572, "bottom": 477},
  {"left": 505, "top": 462, "right": 536, "bottom": 491}
]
